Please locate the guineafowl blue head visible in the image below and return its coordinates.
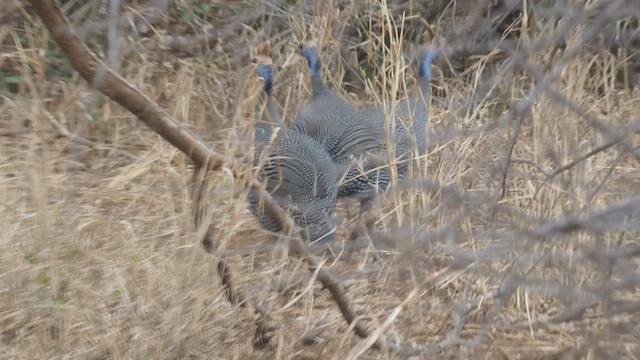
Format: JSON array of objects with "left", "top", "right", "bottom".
[
  {"left": 299, "top": 40, "right": 320, "bottom": 77},
  {"left": 254, "top": 56, "right": 276, "bottom": 94}
]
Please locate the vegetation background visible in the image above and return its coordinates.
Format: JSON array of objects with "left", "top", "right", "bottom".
[{"left": 1, "top": 0, "right": 639, "bottom": 358}]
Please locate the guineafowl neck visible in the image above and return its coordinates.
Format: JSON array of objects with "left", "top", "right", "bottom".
[
  {"left": 414, "top": 78, "right": 431, "bottom": 155},
  {"left": 416, "top": 79, "right": 431, "bottom": 113},
  {"left": 265, "top": 93, "right": 283, "bottom": 125},
  {"left": 254, "top": 95, "right": 273, "bottom": 143},
  {"left": 311, "top": 75, "right": 327, "bottom": 97}
]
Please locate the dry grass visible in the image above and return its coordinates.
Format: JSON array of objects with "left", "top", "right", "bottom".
[{"left": 2, "top": 0, "right": 640, "bottom": 358}]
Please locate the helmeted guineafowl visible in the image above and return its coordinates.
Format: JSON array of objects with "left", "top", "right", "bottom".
[
  {"left": 292, "top": 40, "right": 390, "bottom": 212},
  {"left": 249, "top": 56, "right": 338, "bottom": 243},
  {"left": 358, "top": 37, "right": 437, "bottom": 180}
]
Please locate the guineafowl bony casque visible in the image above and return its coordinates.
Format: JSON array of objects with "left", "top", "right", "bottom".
[
  {"left": 249, "top": 55, "right": 339, "bottom": 244},
  {"left": 292, "top": 40, "right": 390, "bottom": 213}
]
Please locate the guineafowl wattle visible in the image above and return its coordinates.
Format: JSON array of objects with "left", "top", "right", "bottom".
[
  {"left": 292, "top": 40, "right": 390, "bottom": 211},
  {"left": 249, "top": 57, "right": 339, "bottom": 244}
]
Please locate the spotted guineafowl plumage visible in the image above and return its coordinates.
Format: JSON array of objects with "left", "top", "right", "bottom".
[
  {"left": 292, "top": 41, "right": 389, "bottom": 210},
  {"left": 249, "top": 57, "right": 338, "bottom": 243}
]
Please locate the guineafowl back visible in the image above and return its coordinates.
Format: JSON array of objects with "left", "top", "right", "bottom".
[{"left": 251, "top": 128, "right": 338, "bottom": 243}]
